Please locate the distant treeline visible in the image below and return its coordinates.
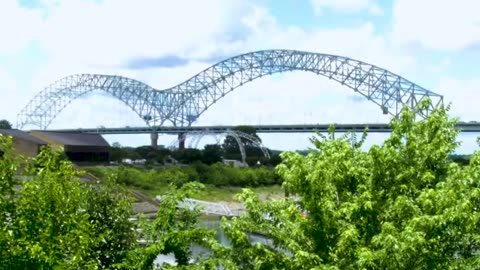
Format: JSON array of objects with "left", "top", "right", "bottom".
[
  {"left": 450, "top": 154, "right": 472, "bottom": 165},
  {"left": 110, "top": 143, "right": 283, "bottom": 167}
]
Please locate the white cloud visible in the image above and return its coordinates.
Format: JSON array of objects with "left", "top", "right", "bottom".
[
  {"left": 435, "top": 78, "right": 480, "bottom": 121},
  {"left": 310, "top": 0, "right": 383, "bottom": 16},
  {"left": 37, "top": 0, "right": 255, "bottom": 67},
  {"left": 428, "top": 77, "right": 480, "bottom": 154},
  {"left": 0, "top": 68, "right": 19, "bottom": 124},
  {"left": 391, "top": 0, "right": 480, "bottom": 51},
  {"left": 0, "top": 1, "right": 43, "bottom": 54}
]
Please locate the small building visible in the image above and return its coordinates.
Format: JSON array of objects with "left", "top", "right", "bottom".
[
  {"left": 30, "top": 131, "right": 110, "bottom": 163},
  {"left": 0, "top": 129, "right": 47, "bottom": 158}
]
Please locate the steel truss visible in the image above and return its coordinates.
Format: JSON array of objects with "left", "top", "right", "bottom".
[
  {"left": 16, "top": 50, "right": 444, "bottom": 129},
  {"left": 169, "top": 129, "right": 270, "bottom": 165}
]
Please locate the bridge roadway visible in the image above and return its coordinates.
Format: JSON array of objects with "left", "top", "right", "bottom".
[{"left": 47, "top": 122, "right": 480, "bottom": 135}]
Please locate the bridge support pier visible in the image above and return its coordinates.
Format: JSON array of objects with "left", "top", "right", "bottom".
[
  {"left": 150, "top": 132, "right": 158, "bottom": 148},
  {"left": 178, "top": 133, "right": 186, "bottom": 150}
]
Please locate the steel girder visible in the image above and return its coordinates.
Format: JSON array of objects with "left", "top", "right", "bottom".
[
  {"left": 16, "top": 49, "right": 444, "bottom": 129},
  {"left": 169, "top": 49, "right": 444, "bottom": 125},
  {"left": 16, "top": 74, "right": 166, "bottom": 129}
]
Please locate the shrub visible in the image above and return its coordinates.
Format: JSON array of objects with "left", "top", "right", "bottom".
[{"left": 0, "top": 136, "right": 136, "bottom": 269}]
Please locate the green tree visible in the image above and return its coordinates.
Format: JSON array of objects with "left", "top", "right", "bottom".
[
  {"left": 0, "top": 136, "right": 137, "bottom": 269},
  {"left": 201, "top": 144, "right": 223, "bottom": 165},
  {"left": 111, "top": 145, "right": 127, "bottom": 162},
  {"left": 127, "top": 148, "right": 143, "bottom": 161},
  {"left": 172, "top": 148, "right": 203, "bottom": 164},
  {"left": 84, "top": 176, "right": 137, "bottom": 269},
  {"left": 0, "top": 135, "right": 21, "bottom": 266},
  {"left": 112, "top": 142, "right": 122, "bottom": 148},
  {"left": 121, "top": 182, "right": 224, "bottom": 269},
  {"left": 223, "top": 126, "right": 261, "bottom": 158},
  {"left": 135, "top": 146, "right": 155, "bottom": 159},
  {"left": 3, "top": 145, "right": 97, "bottom": 269},
  {"left": 218, "top": 100, "right": 480, "bottom": 269},
  {"left": 0, "top": 119, "right": 12, "bottom": 129}
]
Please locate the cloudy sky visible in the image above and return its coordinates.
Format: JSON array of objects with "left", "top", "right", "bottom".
[{"left": 1, "top": 0, "right": 479, "bottom": 152}]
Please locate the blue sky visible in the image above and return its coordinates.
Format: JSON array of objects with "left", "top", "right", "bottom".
[{"left": 0, "top": 0, "right": 479, "bottom": 152}]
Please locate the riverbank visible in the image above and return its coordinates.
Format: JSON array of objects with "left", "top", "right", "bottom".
[
  {"left": 82, "top": 164, "right": 285, "bottom": 202},
  {"left": 80, "top": 164, "right": 286, "bottom": 219},
  {"left": 131, "top": 184, "right": 286, "bottom": 218}
]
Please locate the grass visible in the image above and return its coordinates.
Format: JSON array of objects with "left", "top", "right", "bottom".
[
  {"left": 141, "top": 184, "right": 284, "bottom": 202},
  {"left": 194, "top": 185, "right": 284, "bottom": 202},
  {"left": 80, "top": 165, "right": 285, "bottom": 203}
]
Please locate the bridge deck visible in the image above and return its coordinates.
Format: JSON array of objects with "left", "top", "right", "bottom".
[{"left": 44, "top": 122, "right": 480, "bottom": 135}]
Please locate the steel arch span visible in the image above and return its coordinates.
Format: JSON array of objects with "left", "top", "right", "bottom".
[{"left": 17, "top": 49, "right": 444, "bottom": 129}]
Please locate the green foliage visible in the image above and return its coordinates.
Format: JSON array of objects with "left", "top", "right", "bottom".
[
  {"left": 220, "top": 100, "right": 480, "bottom": 269},
  {"left": 450, "top": 154, "right": 471, "bottom": 165},
  {"left": 102, "top": 162, "right": 282, "bottom": 191},
  {"left": 85, "top": 177, "right": 137, "bottom": 269},
  {"left": 111, "top": 143, "right": 130, "bottom": 162},
  {"left": 0, "top": 135, "right": 20, "bottom": 266},
  {"left": 202, "top": 163, "right": 279, "bottom": 187},
  {"left": 8, "top": 146, "right": 96, "bottom": 269},
  {"left": 110, "top": 144, "right": 172, "bottom": 164},
  {"left": 220, "top": 189, "right": 322, "bottom": 270},
  {"left": 0, "top": 136, "right": 137, "bottom": 269},
  {"left": 107, "top": 132, "right": 279, "bottom": 167},
  {"left": 172, "top": 148, "right": 203, "bottom": 164},
  {"left": 120, "top": 182, "right": 223, "bottom": 269},
  {"left": 0, "top": 119, "right": 12, "bottom": 129},
  {"left": 222, "top": 125, "right": 262, "bottom": 159},
  {"left": 202, "top": 144, "right": 223, "bottom": 165},
  {"left": 113, "top": 166, "right": 196, "bottom": 190}
]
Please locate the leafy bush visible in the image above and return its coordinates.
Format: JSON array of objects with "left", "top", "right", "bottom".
[
  {"left": 218, "top": 100, "right": 480, "bottom": 269},
  {"left": 119, "top": 182, "right": 223, "bottom": 269},
  {"left": 0, "top": 136, "right": 137, "bottom": 269},
  {"left": 110, "top": 162, "right": 282, "bottom": 190}
]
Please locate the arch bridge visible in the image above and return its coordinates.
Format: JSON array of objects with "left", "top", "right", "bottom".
[{"left": 17, "top": 49, "right": 444, "bottom": 147}]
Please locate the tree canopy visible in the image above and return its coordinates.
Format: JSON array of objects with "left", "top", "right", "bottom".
[
  {"left": 223, "top": 126, "right": 261, "bottom": 153},
  {"left": 0, "top": 140, "right": 136, "bottom": 269},
  {"left": 0, "top": 119, "right": 12, "bottom": 129},
  {"left": 217, "top": 100, "right": 480, "bottom": 269}
]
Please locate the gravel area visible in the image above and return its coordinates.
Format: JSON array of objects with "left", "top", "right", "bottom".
[
  {"left": 131, "top": 189, "right": 291, "bottom": 217},
  {"left": 132, "top": 202, "right": 159, "bottom": 214}
]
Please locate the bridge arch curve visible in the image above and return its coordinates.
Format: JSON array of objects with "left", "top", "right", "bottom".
[
  {"left": 17, "top": 50, "right": 444, "bottom": 129},
  {"left": 16, "top": 74, "right": 166, "bottom": 129},
  {"left": 166, "top": 49, "right": 444, "bottom": 126}
]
